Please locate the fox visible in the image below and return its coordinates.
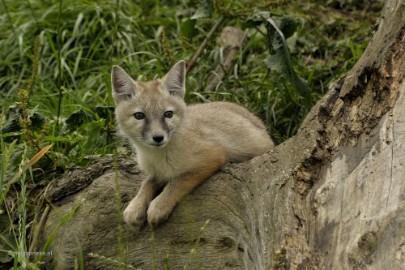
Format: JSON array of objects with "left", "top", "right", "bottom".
[{"left": 111, "top": 60, "right": 274, "bottom": 228}]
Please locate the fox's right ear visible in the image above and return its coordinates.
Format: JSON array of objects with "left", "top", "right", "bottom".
[
  {"left": 111, "top": 65, "right": 137, "bottom": 104},
  {"left": 163, "top": 60, "right": 186, "bottom": 99}
]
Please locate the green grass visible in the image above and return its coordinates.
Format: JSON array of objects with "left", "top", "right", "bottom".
[{"left": 0, "top": 0, "right": 382, "bottom": 268}]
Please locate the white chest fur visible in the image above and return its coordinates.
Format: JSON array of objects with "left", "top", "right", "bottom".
[{"left": 135, "top": 145, "right": 182, "bottom": 182}]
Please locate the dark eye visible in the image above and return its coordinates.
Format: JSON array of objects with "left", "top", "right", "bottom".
[
  {"left": 133, "top": 112, "right": 145, "bottom": 120},
  {"left": 164, "top": 110, "right": 173, "bottom": 118}
]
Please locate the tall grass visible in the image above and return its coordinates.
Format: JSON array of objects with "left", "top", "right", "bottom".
[{"left": 0, "top": 0, "right": 381, "bottom": 268}]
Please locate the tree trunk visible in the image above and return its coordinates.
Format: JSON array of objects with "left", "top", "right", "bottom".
[{"left": 42, "top": 0, "right": 405, "bottom": 269}]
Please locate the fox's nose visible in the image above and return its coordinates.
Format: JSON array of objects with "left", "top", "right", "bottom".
[{"left": 153, "top": 135, "right": 164, "bottom": 143}]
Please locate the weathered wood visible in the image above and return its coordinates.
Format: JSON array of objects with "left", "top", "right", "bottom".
[{"left": 41, "top": 0, "right": 405, "bottom": 269}]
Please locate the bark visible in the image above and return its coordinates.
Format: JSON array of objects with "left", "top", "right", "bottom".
[{"left": 41, "top": 1, "right": 405, "bottom": 269}]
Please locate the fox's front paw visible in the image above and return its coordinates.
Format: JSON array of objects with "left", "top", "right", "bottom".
[
  {"left": 123, "top": 201, "right": 147, "bottom": 229},
  {"left": 147, "top": 198, "right": 174, "bottom": 227}
]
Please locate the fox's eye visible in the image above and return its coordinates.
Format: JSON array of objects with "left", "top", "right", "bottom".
[
  {"left": 133, "top": 112, "right": 145, "bottom": 120},
  {"left": 164, "top": 110, "right": 173, "bottom": 118}
]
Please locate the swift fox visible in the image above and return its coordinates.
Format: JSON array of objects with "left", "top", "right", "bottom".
[{"left": 111, "top": 60, "right": 274, "bottom": 228}]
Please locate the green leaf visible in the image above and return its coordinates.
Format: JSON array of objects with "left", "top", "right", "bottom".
[
  {"left": 65, "top": 109, "right": 94, "bottom": 131},
  {"left": 180, "top": 19, "right": 197, "bottom": 40},
  {"left": 191, "top": 0, "right": 214, "bottom": 19},
  {"left": 267, "top": 50, "right": 288, "bottom": 76},
  {"left": 265, "top": 17, "right": 311, "bottom": 103},
  {"left": 1, "top": 105, "right": 46, "bottom": 136},
  {"left": 94, "top": 106, "right": 114, "bottom": 120},
  {"left": 276, "top": 16, "right": 298, "bottom": 40},
  {"left": 244, "top": 10, "right": 270, "bottom": 28}
]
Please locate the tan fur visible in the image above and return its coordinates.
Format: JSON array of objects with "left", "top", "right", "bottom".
[{"left": 112, "top": 60, "right": 274, "bottom": 228}]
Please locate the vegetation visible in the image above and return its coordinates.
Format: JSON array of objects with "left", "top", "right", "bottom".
[{"left": 0, "top": 0, "right": 382, "bottom": 268}]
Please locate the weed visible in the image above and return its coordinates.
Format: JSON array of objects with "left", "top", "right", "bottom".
[
  {"left": 88, "top": 252, "right": 140, "bottom": 270},
  {"left": 183, "top": 219, "right": 210, "bottom": 270}
]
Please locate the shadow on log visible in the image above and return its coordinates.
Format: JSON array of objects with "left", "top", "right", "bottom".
[{"left": 41, "top": 1, "right": 405, "bottom": 269}]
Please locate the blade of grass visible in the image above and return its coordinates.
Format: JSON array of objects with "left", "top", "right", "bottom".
[
  {"left": 37, "top": 200, "right": 82, "bottom": 263},
  {"left": 0, "top": 144, "right": 53, "bottom": 206},
  {"left": 55, "top": 0, "right": 64, "bottom": 131}
]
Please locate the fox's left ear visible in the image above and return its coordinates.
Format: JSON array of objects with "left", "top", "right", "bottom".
[{"left": 163, "top": 60, "right": 186, "bottom": 99}]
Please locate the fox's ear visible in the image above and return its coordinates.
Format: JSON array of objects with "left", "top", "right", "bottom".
[
  {"left": 163, "top": 60, "right": 186, "bottom": 99},
  {"left": 111, "top": 65, "right": 137, "bottom": 104}
]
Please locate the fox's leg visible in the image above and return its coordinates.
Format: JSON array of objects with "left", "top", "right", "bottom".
[
  {"left": 147, "top": 150, "right": 227, "bottom": 226},
  {"left": 123, "top": 177, "right": 161, "bottom": 228}
]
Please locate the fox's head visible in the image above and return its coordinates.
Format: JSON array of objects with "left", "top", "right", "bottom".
[{"left": 111, "top": 61, "right": 187, "bottom": 148}]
